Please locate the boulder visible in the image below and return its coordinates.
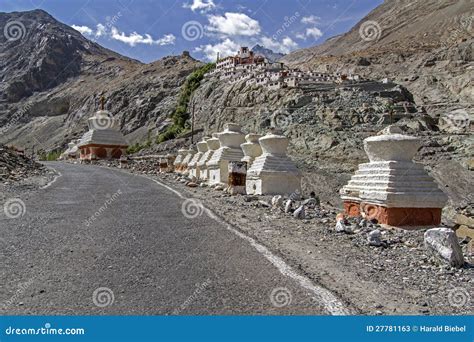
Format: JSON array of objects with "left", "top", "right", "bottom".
[
  {"left": 424, "top": 228, "right": 465, "bottom": 268},
  {"left": 271, "top": 195, "right": 283, "bottom": 208},
  {"left": 284, "top": 200, "right": 293, "bottom": 213},
  {"left": 293, "top": 205, "right": 305, "bottom": 219},
  {"left": 302, "top": 197, "right": 319, "bottom": 207},
  {"left": 335, "top": 220, "right": 355, "bottom": 234},
  {"left": 368, "top": 229, "right": 382, "bottom": 247}
]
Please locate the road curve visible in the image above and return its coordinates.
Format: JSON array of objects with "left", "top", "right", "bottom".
[{"left": 0, "top": 162, "right": 348, "bottom": 315}]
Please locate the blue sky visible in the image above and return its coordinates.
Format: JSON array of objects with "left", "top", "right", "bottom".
[{"left": 1, "top": 0, "right": 383, "bottom": 63}]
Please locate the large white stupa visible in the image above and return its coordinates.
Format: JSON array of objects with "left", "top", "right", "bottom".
[
  {"left": 246, "top": 130, "right": 301, "bottom": 195},
  {"left": 340, "top": 132, "right": 448, "bottom": 226},
  {"left": 77, "top": 99, "right": 128, "bottom": 162}
]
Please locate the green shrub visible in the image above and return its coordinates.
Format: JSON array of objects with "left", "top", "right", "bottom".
[{"left": 38, "top": 150, "right": 62, "bottom": 161}]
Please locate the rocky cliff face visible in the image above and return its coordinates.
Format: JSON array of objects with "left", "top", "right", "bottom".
[
  {"left": 0, "top": 10, "right": 202, "bottom": 151},
  {"left": 280, "top": 0, "right": 473, "bottom": 112},
  {"left": 251, "top": 44, "right": 285, "bottom": 63}
]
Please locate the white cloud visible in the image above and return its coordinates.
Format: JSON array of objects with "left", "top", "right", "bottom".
[
  {"left": 207, "top": 12, "right": 261, "bottom": 36},
  {"left": 72, "top": 25, "right": 93, "bottom": 36},
  {"left": 195, "top": 38, "right": 240, "bottom": 61},
  {"left": 306, "top": 27, "right": 323, "bottom": 40},
  {"left": 111, "top": 27, "right": 175, "bottom": 46},
  {"left": 260, "top": 36, "right": 298, "bottom": 54},
  {"left": 72, "top": 23, "right": 175, "bottom": 47},
  {"left": 156, "top": 34, "right": 176, "bottom": 45},
  {"left": 183, "top": 0, "right": 216, "bottom": 13},
  {"left": 95, "top": 23, "right": 106, "bottom": 37},
  {"left": 295, "top": 32, "right": 306, "bottom": 40},
  {"left": 301, "top": 15, "right": 320, "bottom": 25}
]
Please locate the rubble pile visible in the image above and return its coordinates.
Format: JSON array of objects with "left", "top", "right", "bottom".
[{"left": 0, "top": 145, "right": 45, "bottom": 182}]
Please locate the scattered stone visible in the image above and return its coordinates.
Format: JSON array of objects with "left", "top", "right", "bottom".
[
  {"left": 455, "top": 214, "right": 474, "bottom": 228},
  {"left": 186, "top": 182, "right": 198, "bottom": 188},
  {"left": 284, "top": 200, "right": 293, "bottom": 213},
  {"left": 294, "top": 205, "right": 305, "bottom": 219},
  {"left": 335, "top": 220, "right": 346, "bottom": 233},
  {"left": 424, "top": 228, "right": 465, "bottom": 268},
  {"left": 368, "top": 230, "right": 383, "bottom": 247},
  {"left": 271, "top": 195, "right": 283, "bottom": 208},
  {"left": 302, "top": 197, "right": 319, "bottom": 207},
  {"left": 258, "top": 200, "right": 271, "bottom": 208},
  {"left": 335, "top": 220, "right": 355, "bottom": 234}
]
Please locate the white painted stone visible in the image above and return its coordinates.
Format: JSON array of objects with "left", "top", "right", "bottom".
[
  {"left": 367, "top": 229, "right": 382, "bottom": 246},
  {"left": 424, "top": 228, "right": 465, "bottom": 268},
  {"left": 241, "top": 134, "right": 262, "bottom": 169},
  {"left": 271, "top": 195, "right": 283, "bottom": 208},
  {"left": 207, "top": 123, "right": 245, "bottom": 186},
  {"left": 246, "top": 131, "right": 302, "bottom": 195},
  {"left": 293, "top": 205, "right": 305, "bottom": 219},
  {"left": 188, "top": 138, "right": 209, "bottom": 179},
  {"left": 174, "top": 149, "right": 188, "bottom": 173},
  {"left": 340, "top": 133, "right": 448, "bottom": 208},
  {"left": 197, "top": 135, "right": 220, "bottom": 181}
]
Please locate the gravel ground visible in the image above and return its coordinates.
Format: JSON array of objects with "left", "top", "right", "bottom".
[{"left": 117, "top": 160, "right": 473, "bottom": 316}]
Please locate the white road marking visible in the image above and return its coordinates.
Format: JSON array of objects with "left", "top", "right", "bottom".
[{"left": 146, "top": 175, "right": 351, "bottom": 315}]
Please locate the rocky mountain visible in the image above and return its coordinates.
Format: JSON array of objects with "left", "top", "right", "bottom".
[
  {"left": 251, "top": 44, "right": 285, "bottom": 63},
  {"left": 0, "top": 9, "right": 202, "bottom": 151},
  {"left": 145, "top": 0, "right": 472, "bottom": 218},
  {"left": 281, "top": 0, "right": 473, "bottom": 111},
  {"left": 0, "top": 5, "right": 472, "bottom": 220}
]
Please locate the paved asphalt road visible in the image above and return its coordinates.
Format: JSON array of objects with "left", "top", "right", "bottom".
[{"left": 0, "top": 162, "right": 346, "bottom": 315}]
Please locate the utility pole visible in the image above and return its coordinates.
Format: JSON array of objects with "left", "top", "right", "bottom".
[{"left": 191, "top": 101, "right": 195, "bottom": 146}]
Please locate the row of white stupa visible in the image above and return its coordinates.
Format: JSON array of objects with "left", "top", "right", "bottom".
[
  {"left": 170, "top": 123, "right": 302, "bottom": 196},
  {"left": 169, "top": 124, "right": 448, "bottom": 227}
]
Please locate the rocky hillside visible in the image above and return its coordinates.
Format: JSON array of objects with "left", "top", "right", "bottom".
[
  {"left": 0, "top": 9, "right": 202, "bottom": 151},
  {"left": 145, "top": 0, "right": 473, "bottom": 222},
  {"left": 251, "top": 44, "right": 285, "bottom": 63},
  {"left": 281, "top": 0, "right": 473, "bottom": 111},
  {"left": 0, "top": 145, "right": 44, "bottom": 182}
]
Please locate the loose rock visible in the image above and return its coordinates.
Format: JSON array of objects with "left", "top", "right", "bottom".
[{"left": 424, "top": 227, "right": 465, "bottom": 268}]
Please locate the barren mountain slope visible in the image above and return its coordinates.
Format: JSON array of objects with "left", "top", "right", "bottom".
[
  {"left": 0, "top": 10, "right": 202, "bottom": 151},
  {"left": 281, "top": 0, "right": 473, "bottom": 109}
]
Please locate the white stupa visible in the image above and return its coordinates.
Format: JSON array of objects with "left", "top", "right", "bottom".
[
  {"left": 207, "top": 123, "right": 245, "bottom": 186},
  {"left": 246, "top": 129, "right": 301, "bottom": 195},
  {"left": 197, "top": 135, "right": 220, "bottom": 181},
  {"left": 241, "top": 134, "right": 262, "bottom": 169},
  {"left": 77, "top": 98, "right": 128, "bottom": 162},
  {"left": 340, "top": 131, "right": 448, "bottom": 226},
  {"left": 180, "top": 148, "right": 196, "bottom": 176},
  {"left": 174, "top": 149, "right": 187, "bottom": 173},
  {"left": 188, "top": 138, "right": 209, "bottom": 179}
]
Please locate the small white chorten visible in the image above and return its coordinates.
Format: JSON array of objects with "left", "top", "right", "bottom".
[
  {"left": 188, "top": 138, "right": 209, "bottom": 179},
  {"left": 174, "top": 149, "right": 187, "bottom": 173},
  {"left": 246, "top": 130, "right": 301, "bottom": 195},
  {"left": 180, "top": 148, "right": 196, "bottom": 176},
  {"left": 77, "top": 98, "right": 128, "bottom": 162},
  {"left": 207, "top": 123, "right": 245, "bottom": 186},
  {"left": 65, "top": 140, "right": 80, "bottom": 160},
  {"left": 340, "top": 132, "right": 448, "bottom": 226},
  {"left": 197, "top": 135, "right": 220, "bottom": 181},
  {"left": 241, "top": 133, "right": 262, "bottom": 169}
]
